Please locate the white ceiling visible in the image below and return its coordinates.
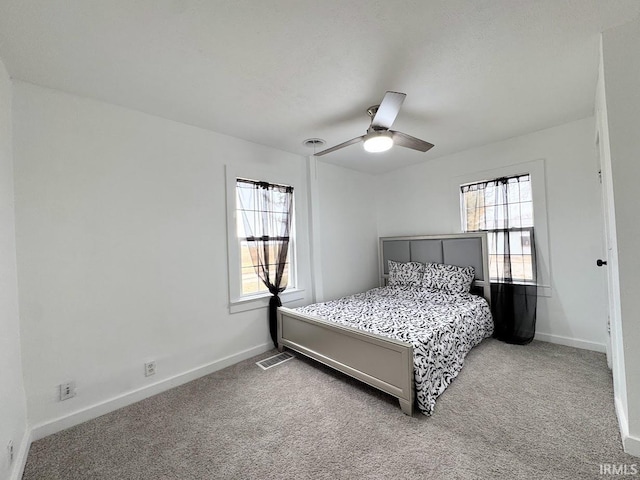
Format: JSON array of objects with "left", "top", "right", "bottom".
[{"left": 0, "top": 1, "right": 638, "bottom": 174}]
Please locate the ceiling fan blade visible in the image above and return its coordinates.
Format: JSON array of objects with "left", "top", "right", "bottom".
[
  {"left": 390, "top": 130, "right": 435, "bottom": 152},
  {"left": 371, "top": 91, "right": 406, "bottom": 130},
  {"left": 314, "top": 135, "right": 365, "bottom": 156}
]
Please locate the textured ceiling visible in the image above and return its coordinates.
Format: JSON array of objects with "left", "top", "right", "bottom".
[{"left": 0, "top": 1, "right": 638, "bottom": 174}]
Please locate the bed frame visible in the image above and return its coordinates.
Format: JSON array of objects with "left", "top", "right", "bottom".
[{"left": 277, "top": 233, "right": 490, "bottom": 415}]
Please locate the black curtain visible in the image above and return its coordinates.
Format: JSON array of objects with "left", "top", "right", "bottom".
[
  {"left": 463, "top": 176, "right": 537, "bottom": 345},
  {"left": 238, "top": 179, "right": 293, "bottom": 348}
]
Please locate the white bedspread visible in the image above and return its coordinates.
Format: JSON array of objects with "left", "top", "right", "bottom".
[{"left": 293, "top": 285, "right": 493, "bottom": 415}]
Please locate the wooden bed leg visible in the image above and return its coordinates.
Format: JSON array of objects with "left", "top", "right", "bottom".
[{"left": 399, "top": 398, "right": 413, "bottom": 416}]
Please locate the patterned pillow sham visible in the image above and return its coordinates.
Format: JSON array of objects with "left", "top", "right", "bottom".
[
  {"left": 388, "top": 260, "right": 424, "bottom": 287},
  {"left": 422, "top": 262, "right": 475, "bottom": 294}
]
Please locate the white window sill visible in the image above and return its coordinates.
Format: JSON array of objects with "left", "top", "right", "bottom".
[
  {"left": 229, "top": 288, "right": 306, "bottom": 314},
  {"left": 538, "top": 285, "right": 552, "bottom": 297},
  {"left": 489, "top": 282, "right": 552, "bottom": 298}
]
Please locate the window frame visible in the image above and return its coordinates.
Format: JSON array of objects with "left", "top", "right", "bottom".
[
  {"left": 235, "top": 177, "right": 296, "bottom": 298},
  {"left": 461, "top": 174, "right": 537, "bottom": 285},
  {"left": 483, "top": 226, "right": 537, "bottom": 285},
  {"left": 225, "top": 165, "right": 304, "bottom": 313},
  {"left": 452, "top": 159, "right": 552, "bottom": 297}
]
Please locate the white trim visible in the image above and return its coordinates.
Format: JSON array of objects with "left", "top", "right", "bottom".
[
  {"left": 229, "top": 288, "right": 305, "bottom": 314},
  {"left": 615, "top": 397, "right": 640, "bottom": 457},
  {"left": 306, "top": 156, "right": 324, "bottom": 303},
  {"left": 616, "top": 395, "right": 629, "bottom": 440},
  {"left": 30, "top": 342, "right": 272, "bottom": 441},
  {"left": 9, "top": 428, "right": 31, "bottom": 480},
  {"left": 534, "top": 332, "right": 606, "bottom": 353},
  {"left": 537, "top": 285, "right": 552, "bottom": 298},
  {"left": 623, "top": 431, "right": 640, "bottom": 458}
]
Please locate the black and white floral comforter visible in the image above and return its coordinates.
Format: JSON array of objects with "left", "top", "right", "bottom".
[{"left": 293, "top": 285, "right": 493, "bottom": 415}]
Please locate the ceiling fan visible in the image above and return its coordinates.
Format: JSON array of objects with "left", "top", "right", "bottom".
[{"left": 315, "top": 91, "right": 434, "bottom": 156}]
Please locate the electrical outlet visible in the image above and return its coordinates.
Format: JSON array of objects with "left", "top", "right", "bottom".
[
  {"left": 59, "top": 381, "right": 76, "bottom": 401},
  {"left": 7, "top": 440, "right": 13, "bottom": 464},
  {"left": 144, "top": 361, "right": 156, "bottom": 377}
]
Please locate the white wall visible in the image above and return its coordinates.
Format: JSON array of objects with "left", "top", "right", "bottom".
[
  {"left": 601, "top": 17, "right": 640, "bottom": 456},
  {"left": 376, "top": 117, "right": 607, "bottom": 351},
  {"left": 312, "top": 160, "right": 379, "bottom": 301},
  {"left": 0, "top": 58, "right": 29, "bottom": 479},
  {"left": 12, "top": 82, "right": 312, "bottom": 435}
]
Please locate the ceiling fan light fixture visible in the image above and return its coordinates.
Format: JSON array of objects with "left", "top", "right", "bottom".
[
  {"left": 363, "top": 132, "right": 393, "bottom": 153},
  {"left": 314, "top": 91, "right": 433, "bottom": 157}
]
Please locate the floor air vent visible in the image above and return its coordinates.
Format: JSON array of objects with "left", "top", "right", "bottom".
[{"left": 256, "top": 351, "right": 295, "bottom": 370}]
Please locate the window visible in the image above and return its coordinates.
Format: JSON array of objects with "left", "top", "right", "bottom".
[
  {"left": 461, "top": 174, "right": 535, "bottom": 283},
  {"left": 235, "top": 178, "right": 295, "bottom": 297}
]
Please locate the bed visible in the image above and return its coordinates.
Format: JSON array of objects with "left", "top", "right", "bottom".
[{"left": 276, "top": 233, "right": 493, "bottom": 416}]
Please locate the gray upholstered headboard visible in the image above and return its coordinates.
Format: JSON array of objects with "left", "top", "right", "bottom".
[{"left": 379, "top": 233, "right": 491, "bottom": 303}]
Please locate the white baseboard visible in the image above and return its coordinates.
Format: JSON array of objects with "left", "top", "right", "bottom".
[
  {"left": 615, "top": 395, "right": 630, "bottom": 442},
  {"left": 615, "top": 396, "right": 640, "bottom": 458},
  {"left": 534, "top": 332, "right": 606, "bottom": 353},
  {"left": 623, "top": 435, "right": 640, "bottom": 458},
  {"left": 10, "top": 428, "right": 32, "bottom": 480},
  {"left": 30, "top": 342, "right": 272, "bottom": 441}
]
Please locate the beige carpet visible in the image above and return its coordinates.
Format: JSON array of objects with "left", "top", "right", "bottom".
[{"left": 22, "top": 339, "right": 635, "bottom": 479}]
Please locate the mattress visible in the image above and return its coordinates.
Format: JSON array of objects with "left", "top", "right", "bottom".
[{"left": 293, "top": 285, "right": 494, "bottom": 415}]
